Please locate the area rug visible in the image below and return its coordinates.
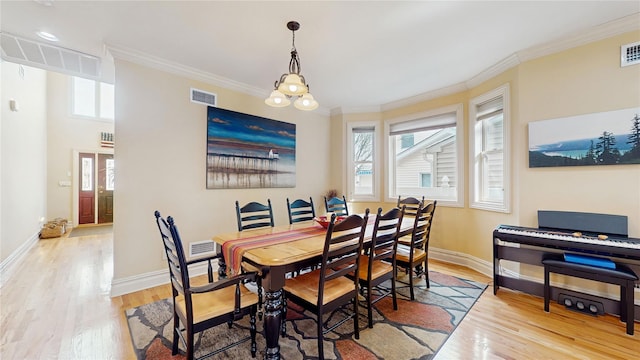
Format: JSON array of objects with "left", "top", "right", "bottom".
[
  {"left": 68, "top": 224, "right": 113, "bottom": 237},
  {"left": 125, "top": 271, "right": 487, "bottom": 360}
]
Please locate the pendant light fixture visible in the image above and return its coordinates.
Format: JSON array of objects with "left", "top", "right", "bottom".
[{"left": 265, "top": 21, "right": 319, "bottom": 111}]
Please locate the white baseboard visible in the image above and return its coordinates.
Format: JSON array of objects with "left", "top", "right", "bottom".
[
  {"left": 429, "top": 246, "right": 493, "bottom": 278},
  {"left": 0, "top": 230, "right": 40, "bottom": 288},
  {"left": 110, "top": 261, "right": 212, "bottom": 297}
]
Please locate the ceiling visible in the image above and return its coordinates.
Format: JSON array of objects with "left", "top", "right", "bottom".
[{"left": 1, "top": 1, "right": 639, "bottom": 113}]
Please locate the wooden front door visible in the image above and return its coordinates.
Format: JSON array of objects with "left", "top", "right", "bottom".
[
  {"left": 78, "top": 153, "right": 95, "bottom": 224},
  {"left": 97, "top": 154, "right": 114, "bottom": 224}
]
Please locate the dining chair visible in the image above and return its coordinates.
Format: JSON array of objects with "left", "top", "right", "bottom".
[
  {"left": 286, "top": 197, "right": 316, "bottom": 224},
  {"left": 397, "top": 195, "right": 424, "bottom": 217},
  {"left": 235, "top": 199, "right": 275, "bottom": 231},
  {"left": 282, "top": 210, "right": 370, "bottom": 359},
  {"left": 395, "top": 201, "right": 437, "bottom": 300},
  {"left": 154, "top": 211, "right": 259, "bottom": 360},
  {"left": 355, "top": 206, "right": 404, "bottom": 328},
  {"left": 324, "top": 195, "right": 349, "bottom": 216}
]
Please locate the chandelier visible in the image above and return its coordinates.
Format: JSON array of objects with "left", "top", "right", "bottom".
[{"left": 265, "top": 21, "right": 319, "bottom": 111}]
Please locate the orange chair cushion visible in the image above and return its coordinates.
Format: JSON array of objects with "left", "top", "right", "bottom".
[
  {"left": 357, "top": 255, "right": 394, "bottom": 281},
  {"left": 175, "top": 284, "right": 258, "bottom": 324},
  {"left": 395, "top": 244, "right": 426, "bottom": 264},
  {"left": 284, "top": 269, "right": 355, "bottom": 305}
]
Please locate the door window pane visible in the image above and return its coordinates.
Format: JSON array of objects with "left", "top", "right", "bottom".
[
  {"left": 105, "top": 158, "right": 115, "bottom": 191},
  {"left": 82, "top": 157, "right": 93, "bottom": 191}
]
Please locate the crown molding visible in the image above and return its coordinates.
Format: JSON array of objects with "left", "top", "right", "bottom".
[
  {"left": 380, "top": 82, "right": 468, "bottom": 112},
  {"left": 381, "top": 13, "right": 640, "bottom": 113},
  {"left": 107, "top": 13, "right": 639, "bottom": 115},
  {"left": 517, "top": 12, "right": 640, "bottom": 63},
  {"left": 106, "top": 44, "right": 268, "bottom": 99},
  {"left": 331, "top": 105, "right": 382, "bottom": 116},
  {"left": 466, "top": 53, "right": 521, "bottom": 89}
]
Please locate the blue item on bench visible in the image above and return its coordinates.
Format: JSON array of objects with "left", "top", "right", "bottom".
[{"left": 563, "top": 253, "right": 615, "bottom": 269}]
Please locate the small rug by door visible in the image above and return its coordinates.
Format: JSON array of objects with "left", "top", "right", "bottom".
[
  {"left": 68, "top": 224, "right": 113, "bottom": 237},
  {"left": 125, "top": 272, "right": 486, "bottom": 360}
]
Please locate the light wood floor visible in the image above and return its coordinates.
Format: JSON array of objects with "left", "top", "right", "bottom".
[{"left": 1, "top": 230, "right": 638, "bottom": 359}]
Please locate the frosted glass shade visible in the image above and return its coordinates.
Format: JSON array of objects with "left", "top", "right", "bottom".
[
  {"left": 264, "top": 90, "right": 291, "bottom": 107},
  {"left": 277, "top": 74, "right": 307, "bottom": 96},
  {"left": 294, "top": 92, "right": 319, "bottom": 111}
]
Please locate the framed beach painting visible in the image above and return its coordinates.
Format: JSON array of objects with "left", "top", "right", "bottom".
[
  {"left": 528, "top": 107, "right": 640, "bottom": 168},
  {"left": 206, "top": 107, "right": 296, "bottom": 189}
]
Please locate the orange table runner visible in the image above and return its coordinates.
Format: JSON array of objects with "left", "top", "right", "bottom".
[{"left": 222, "top": 225, "right": 326, "bottom": 275}]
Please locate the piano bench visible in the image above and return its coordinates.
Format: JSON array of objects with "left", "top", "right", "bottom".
[{"left": 542, "top": 255, "right": 638, "bottom": 335}]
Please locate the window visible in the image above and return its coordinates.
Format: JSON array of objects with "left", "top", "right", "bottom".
[
  {"left": 72, "top": 76, "right": 114, "bottom": 120},
  {"left": 385, "top": 104, "right": 464, "bottom": 206},
  {"left": 420, "top": 173, "right": 432, "bottom": 188},
  {"left": 347, "top": 123, "right": 377, "bottom": 201},
  {"left": 469, "top": 84, "right": 510, "bottom": 212}
]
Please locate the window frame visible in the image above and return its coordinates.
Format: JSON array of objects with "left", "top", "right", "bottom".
[
  {"left": 384, "top": 103, "right": 464, "bottom": 207},
  {"left": 346, "top": 121, "right": 380, "bottom": 202},
  {"left": 70, "top": 76, "right": 115, "bottom": 122},
  {"left": 469, "top": 83, "right": 511, "bottom": 213}
]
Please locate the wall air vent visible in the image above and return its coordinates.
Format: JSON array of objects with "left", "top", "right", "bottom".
[
  {"left": 621, "top": 41, "right": 640, "bottom": 67},
  {"left": 189, "top": 240, "right": 216, "bottom": 257},
  {"left": 0, "top": 32, "right": 100, "bottom": 79},
  {"left": 190, "top": 88, "right": 217, "bottom": 107}
]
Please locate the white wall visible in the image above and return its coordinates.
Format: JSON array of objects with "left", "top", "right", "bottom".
[
  {"left": 0, "top": 62, "right": 47, "bottom": 262},
  {"left": 46, "top": 72, "right": 114, "bottom": 225},
  {"left": 112, "top": 59, "right": 332, "bottom": 283}
]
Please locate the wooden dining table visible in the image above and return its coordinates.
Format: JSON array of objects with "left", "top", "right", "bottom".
[{"left": 212, "top": 215, "right": 414, "bottom": 360}]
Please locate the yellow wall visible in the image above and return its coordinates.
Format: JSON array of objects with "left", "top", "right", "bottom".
[
  {"left": 112, "top": 60, "right": 331, "bottom": 280},
  {"left": 334, "top": 31, "right": 640, "bottom": 267},
  {"left": 109, "top": 31, "right": 639, "bottom": 292}
]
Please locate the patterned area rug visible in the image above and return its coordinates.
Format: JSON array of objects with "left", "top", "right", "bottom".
[{"left": 125, "top": 271, "right": 486, "bottom": 360}]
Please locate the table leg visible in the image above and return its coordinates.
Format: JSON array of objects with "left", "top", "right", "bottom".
[
  {"left": 263, "top": 288, "right": 283, "bottom": 360},
  {"left": 217, "top": 257, "right": 227, "bottom": 278}
]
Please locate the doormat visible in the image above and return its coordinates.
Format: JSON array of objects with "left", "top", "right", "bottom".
[{"left": 68, "top": 224, "right": 113, "bottom": 238}]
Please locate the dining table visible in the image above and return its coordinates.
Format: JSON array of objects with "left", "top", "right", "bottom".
[{"left": 212, "top": 215, "right": 415, "bottom": 360}]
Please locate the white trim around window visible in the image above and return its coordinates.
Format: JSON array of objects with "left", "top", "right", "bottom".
[
  {"left": 469, "top": 83, "right": 511, "bottom": 213},
  {"left": 346, "top": 121, "right": 380, "bottom": 202}
]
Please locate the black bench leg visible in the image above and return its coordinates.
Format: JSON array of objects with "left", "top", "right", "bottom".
[
  {"left": 544, "top": 266, "right": 550, "bottom": 312},
  {"left": 624, "top": 281, "right": 634, "bottom": 336}
]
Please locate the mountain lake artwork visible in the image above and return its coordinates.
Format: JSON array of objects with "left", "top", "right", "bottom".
[{"left": 529, "top": 107, "right": 640, "bottom": 168}]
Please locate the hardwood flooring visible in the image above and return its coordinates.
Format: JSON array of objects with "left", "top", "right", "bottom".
[{"left": 1, "top": 230, "right": 638, "bottom": 359}]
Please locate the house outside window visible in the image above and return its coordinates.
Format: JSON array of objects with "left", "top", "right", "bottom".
[
  {"left": 347, "top": 123, "right": 378, "bottom": 201},
  {"left": 469, "top": 83, "right": 510, "bottom": 212},
  {"left": 385, "top": 104, "right": 464, "bottom": 207}
]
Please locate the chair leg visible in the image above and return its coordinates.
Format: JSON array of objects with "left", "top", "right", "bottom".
[
  {"left": 171, "top": 313, "right": 180, "bottom": 355},
  {"left": 367, "top": 284, "right": 373, "bottom": 328},
  {"left": 392, "top": 273, "right": 398, "bottom": 311},
  {"left": 409, "top": 265, "right": 415, "bottom": 301},
  {"left": 186, "top": 326, "right": 194, "bottom": 360},
  {"left": 353, "top": 297, "right": 360, "bottom": 340},
  {"left": 317, "top": 317, "right": 324, "bottom": 360},
  {"left": 424, "top": 258, "right": 430, "bottom": 288}
]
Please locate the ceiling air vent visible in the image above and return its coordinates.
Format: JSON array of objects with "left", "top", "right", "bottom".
[
  {"left": 189, "top": 240, "right": 216, "bottom": 257},
  {"left": 0, "top": 32, "right": 100, "bottom": 79},
  {"left": 621, "top": 41, "right": 640, "bottom": 67},
  {"left": 191, "top": 88, "right": 217, "bottom": 107}
]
